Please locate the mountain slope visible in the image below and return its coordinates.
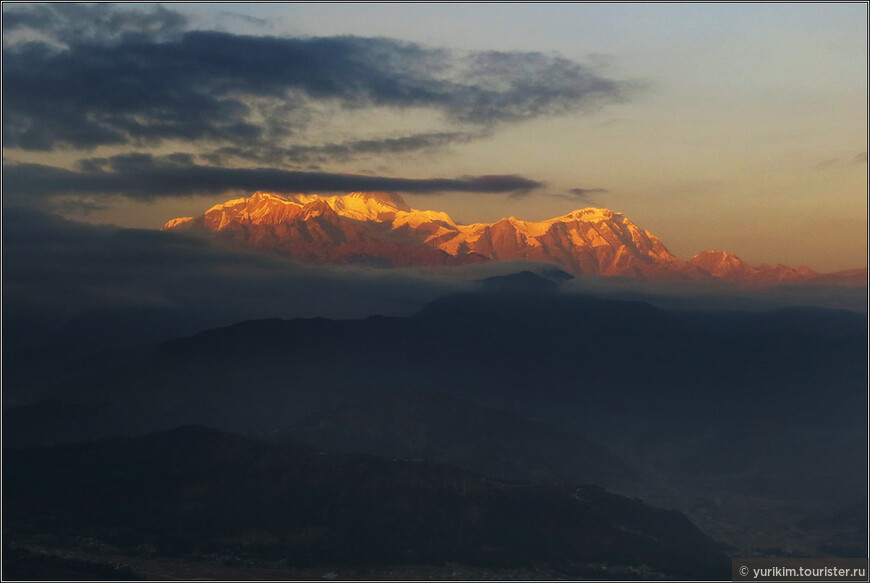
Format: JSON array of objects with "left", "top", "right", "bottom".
[
  {"left": 282, "top": 391, "right": 641, "bottom": 492},
  {"left": 16, "top": 280, "right": 865, "bottom": 447},
  {"left": 164, "top": 191, "right": 865, "bottom": 284},
  {"left": 166, "top": 191, "right": 484, "bottom": 267},
  {"left": 4, "top": 425, "right": 728, "bottom": 579},
  {"left": 687, "top": 250, "right": 820, "bottom": 284},
  {"left": 163, "top": 191, "right": 697, "bottom": 277},
  {"left": 5, "top": 281, "right": 866, "bottom": 558}
]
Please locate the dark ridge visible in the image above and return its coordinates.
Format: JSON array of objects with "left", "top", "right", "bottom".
[
  {"left": 282, "top": 391, "right": 641, "bottom": 491},
  {"left": 2, "top": 543, "right": 145, "bottom": 581},
  {"left": 4, "top": 279, "right": 866, "bottom": 561},
  {"left": 478, "top": 269, "right": 573, "bottom": 294},
  {"left": 3, "top": 426, "right": 728, "bottom": 579}
]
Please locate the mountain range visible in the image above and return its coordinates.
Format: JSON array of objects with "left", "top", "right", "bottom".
[
  {"left": 5, "top": 273, "right": 866, "bottom": 561},
  {"left": 3, "top": 271, "right": 866, "bottom": 580},
  {"left": 164, "top": 191, "right": 866, "bottom": 285}
]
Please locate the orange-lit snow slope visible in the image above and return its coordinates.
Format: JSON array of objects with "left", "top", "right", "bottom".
[{"left": 164, "top": 191, "right": 866, "bottom": 285}]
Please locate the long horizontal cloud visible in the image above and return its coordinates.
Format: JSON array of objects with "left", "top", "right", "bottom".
[
  {"left": 3, "top": 5, "right": 629, "bottom": 152},
  {"left": 568, "top": 187, "right": 608, "bottom": 197},
  {"left": 3, "top": 156, "right": 543, "bottom": 201},
  {"left": 541, "top": 187, "right": 609, "bottom": 202}
]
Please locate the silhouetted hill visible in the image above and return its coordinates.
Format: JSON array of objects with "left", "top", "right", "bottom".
[
  {"left": 4, "top": 282, "right": 866, "bottom": 558},
  {"left": 672, "top": 306, "right": 868, "bottom": 339},
  {"left": 4, "top": 426, "right": 728, "bottom": 579},
  {"left": 2, "top": 544, "right": 145, "bottom": 581},
  {"left": 282, "top": 391, "right": 640, "bottom": 492},
  {"left": 478, "top": 269, "right": 572, "bottom": 293}
]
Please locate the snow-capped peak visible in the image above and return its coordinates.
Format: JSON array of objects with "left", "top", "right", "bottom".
[{"left": 162, "top": 191, "right": 837, "bottom": 286}]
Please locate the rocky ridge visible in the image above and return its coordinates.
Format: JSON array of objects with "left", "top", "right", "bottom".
[{"left": 164, "top": 191, "right": 866, "bottom": 285}]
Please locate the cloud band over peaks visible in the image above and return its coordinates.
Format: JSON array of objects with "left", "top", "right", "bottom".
[{"left": 2, "top": 155, "right": 543, "bottom": 201}]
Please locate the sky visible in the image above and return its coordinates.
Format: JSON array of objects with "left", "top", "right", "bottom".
[{"left": 2, "top": 2, "right": 867, "bottom": 274}]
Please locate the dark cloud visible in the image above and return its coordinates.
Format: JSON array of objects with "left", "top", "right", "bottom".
[
  {"left": 49, "top": 196, "right": 115, "bottom": 215},
  {"left": 205, "top": 131, "right": 485, "bottom": 166},
  {"left": 2, "top": 4, "right": 187, "bottom": 46},
  {"left": 3, "top": 156, "right": 543, "bottom": 203},
  {"left": 455, "top": 51, "right": 624, "bottom": 124},
  {"left": 3, "top": 5, "right": 629, "bottom": 152},
  {"left": 815, "top": 152, "right": 868, "bottom": 171},
  {"left": 217, "top": 11, "right": 271, "bottom": 27},
  {"left": 540, "top": 187, "right": 609, "bottom": 202},
  {"left": 567, "top": 187, "right": 608, "bottom": 198},
  {"left": 814, "top": 158, "right": 841, "bottom": 171}
]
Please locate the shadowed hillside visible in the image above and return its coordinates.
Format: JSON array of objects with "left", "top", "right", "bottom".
[
  {"left": 4, "top": 273, "right": 866, "bottom": 564},
  {"left": 4, "top": 426, "right": 728, "bottom": 579}
]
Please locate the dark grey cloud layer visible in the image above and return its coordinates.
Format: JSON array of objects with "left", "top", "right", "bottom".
[
  {"left": 815, "top": 151, "right": 868, "bottom": 171},
  {"left": 3, "top": 155, "right": 543, "bottom": 201},
  {"left": 2, "top": 3, "right": 187, "bottom": 46},
  {"left": 3, "top": 4, "right": 628, "bottom": 152},
  {"left": 205, "top": 131, "right": 485, "bottom": 166},
  {"left": 568, "top": 187, "right": 608, "bottom": 197},
  {"left": 540, "top": 187, "right": 609, "bottom": 202}
]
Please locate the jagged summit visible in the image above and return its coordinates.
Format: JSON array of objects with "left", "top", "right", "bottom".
[
  {"left": 479, "top": 270, "right": 571, "bottom": 294},
  {"left": 687, "top": 249, "right": 826, "bottom": 284},
  {"left": 554, "top": 207, "right": 621, "bottom": 223},
  {"left": 197, "top": 191, "right": 410, "bottom": 224},
  {"left": 164, "top": 191, "right": 690, "bottom": 276},
  {"left": 689, "top": 250, "right": 751, "bottom": 276},
  {"left": 163, "top": 191, "right": 858, "bottom": 285}
]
